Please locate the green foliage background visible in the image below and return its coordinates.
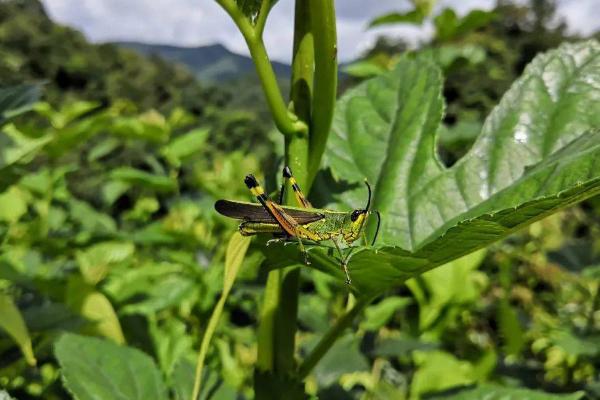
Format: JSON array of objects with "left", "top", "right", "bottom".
[{"left": 0, "top": 1, "right": 599, "bottom": 399}]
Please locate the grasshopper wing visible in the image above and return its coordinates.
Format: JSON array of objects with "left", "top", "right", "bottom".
[{"left": 215, "top": 200, "right": 325, "bottom": 224}]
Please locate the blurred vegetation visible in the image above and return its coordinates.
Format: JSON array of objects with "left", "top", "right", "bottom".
[{"left": 0, "top": 0, "right": 598, "bottom": 399}]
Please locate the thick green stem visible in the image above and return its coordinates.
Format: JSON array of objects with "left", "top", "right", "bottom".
[
  {"left": 216, "top": 0, "right": 347, "bottom": 394},
  {"left": 298, "top": 295, "right": 373, "bottom": 379},
  {"left": 307, "top": 0, "right": 337, "bottom": 186},
  {"left": 255, "top": 0, "right": 313, "bottom": 391}
]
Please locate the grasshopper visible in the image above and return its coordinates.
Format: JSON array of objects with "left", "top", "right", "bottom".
[{"left": 214, "top": 166, "right": 381, "bottom": 284}]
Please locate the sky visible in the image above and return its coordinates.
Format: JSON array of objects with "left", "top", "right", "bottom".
[{"left": 41, "top": 0, "right": 600, "bottom": 63}]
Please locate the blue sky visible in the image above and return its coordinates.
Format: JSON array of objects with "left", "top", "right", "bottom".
[{"left": 41, "top": 0, "right": 600, "bottom": 62}]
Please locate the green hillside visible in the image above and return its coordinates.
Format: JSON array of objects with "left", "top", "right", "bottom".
[
  {"left": 0, "top": 0, "right": 219, "bottom": 114},
  {"left": 115, "top": 42, "right": 291, "bottom": 82}
]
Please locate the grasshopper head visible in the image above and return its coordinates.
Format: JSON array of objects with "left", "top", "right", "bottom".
[{"left": 347, "top": 181, "right": 381, "bottom": 246}]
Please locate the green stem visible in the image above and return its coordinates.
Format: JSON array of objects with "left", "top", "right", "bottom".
[
  {"left": 298, "top": 295, "right": 373, "bottom": 379},
  {"left": 307, "top": 0, "right": 337, "bottom": 186},
  {"left": 215, "top": 0, "right": 307, "bottom": 137},
  {"left": 255, "top": 0, "right": 272, "bottom": 36},
  {"left": 256, "top": 269, "right": 281, "bottom": 371}
]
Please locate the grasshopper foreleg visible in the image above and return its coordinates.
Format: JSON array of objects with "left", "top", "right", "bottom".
[{"left": 332, "top": 237, "right": 351, "bottom": 284}]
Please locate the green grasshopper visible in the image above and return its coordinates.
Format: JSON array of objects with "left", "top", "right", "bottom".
[{"left": 214, "top": 166, "right": 381, "bottom": 284}]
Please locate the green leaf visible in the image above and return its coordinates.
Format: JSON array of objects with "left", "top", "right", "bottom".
[
  {"left": 0, "top": 294, "right": 36, "bottom": 366},
  {"left": 110, "top": 110, "right": 170, "bottom": 142},
  {"left": 342, "top": 60, "right": 388, "bottom": 78},
  {"left": 368, "top": 0, "right": 435, "bottom": 28},
  {"left": 361, "top": 296, "right": 411, "bottom": 330},
  {"left": 65, "top": 277, "right": 125, "bottom": 344},
  {"left": 316, "top": 40, "right": 600, "bottom": 294},
  {"left": 407, "top": 250, "right": 486, "bottom": 330},
  {"left": 368, "top": 9, "right": 427, "bottom": 28},
  {"left": 0, "top": 186, "right": 29, "bottom": 223},
  {"left": 312, "top": 334, "right": 369, "bottom": 387},
  {"left": 76, "top": 241, "right": 135, "bottom": 285},
  {"left": 429, "top": 384, "right": 585, "bottom": 399},
  {"left": 120, "top": 275, "right": 196, "bottom": 316},
  {"left": 190, "top": 232, "right": 251, "bottom": 399},
  {"left": 150, "top": 319, "right": 194, "bottom": 378},
  {"left": 411, "top": 351, "right": 476, "bottom": 398},
  {"left": 110, "top": 167, "right": 177, "bottom": 193},
  {"left": 497, "top": 299, "right": 525, "bottom": 356},
  {"left": 55, "top": 333, "right": 168, "bottom": 400},
  {"left": 0, "top": 83, "right": 41, "bottom": 125},
  {"left": 161, "top": 127, "right": 209, "bottom": 167}
]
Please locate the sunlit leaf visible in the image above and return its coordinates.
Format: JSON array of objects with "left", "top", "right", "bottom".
[
  {"left": 313, "top": 334, "right": 369, "bottom": 387},
  {"left": 65, "top": 277, "right": 125, "bottom": 344},
  {"left": 411, "top": 351, "right": 476, "bottom": 398},
  {"left": 407, "top": 250, "right": 486, "bottom": 331},
  {"left": 0, "top": 186, "right": 29, "bottom": 223},
  {"left": 55, "top": 333, "right": 168, "bottom": 400},
  {"left": 0, "top": 294, "right": 36, "bottom": 366}
]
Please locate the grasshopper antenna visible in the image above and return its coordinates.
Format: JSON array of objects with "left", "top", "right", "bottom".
[
  {"left": 371, "top": 210, "right": 381, "bottom": 246},
  {"left": 363, "top": 179, "right": 381, "bottom": 246},
  {"left": 364, "top": 179, "right": 372, "bottom": 211}
]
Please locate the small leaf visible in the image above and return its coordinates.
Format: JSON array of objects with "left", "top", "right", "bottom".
[
  {"left": 150, "top": 319, "right": 194, "bottom": 378},
  {"left": 0, "top": 186, "right": 29, "bottom": 223},
  {"left": 120, "top": 276, "right": 195, "bottom": 316},
  {"left": 313, "top": 335, "right": 369, "bottom": 387},
  {"left": 76, "top": 241, "right": 135, "bottom": 285},
  {"left": 411, "top": 351, "right": 475, "bottom": 398},
  {"left": 65, "top": 277, "right": 125, "bottom": 344},
  {"left": 110, "top": 167, "right": 177, "bottom": 193},
  {"left": 369, "top": 10, "right": 426, "bottom": 28},
  {"left": 497, "top": 299, "right": 525, "bottom": 356},
  {"left": 361, "top": 296, "right": 411, "bottom": 330},
  {"left": 0, "top": 294, "right": 36, "bottom": 366},
  {"left": 407, "top": 250, "right": 486, "bottom": 330},
  {"left": 161, "top": 127, "right": 209, "bottom": 167},
  {"left": 55, "top": 333, "right": 168, "bottom": 400}
]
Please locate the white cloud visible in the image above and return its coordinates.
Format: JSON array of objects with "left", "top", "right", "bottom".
[{"left": 41, "top": 0, "right": 600, "bottom": 63}]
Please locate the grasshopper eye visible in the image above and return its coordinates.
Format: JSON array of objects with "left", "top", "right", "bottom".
[{"left": 351, "top": 210, "right": 361, "bottom": 221}]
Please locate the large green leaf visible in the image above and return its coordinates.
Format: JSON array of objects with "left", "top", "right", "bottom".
[
  {"left": 313, "top": 40, "right": 600, "bottom": 294},
  {"left": 429, "top": 384, "right": 584, "bottom": 400},
  {"left": 55, "top": 333, "right": 168, "bottom": 400}
]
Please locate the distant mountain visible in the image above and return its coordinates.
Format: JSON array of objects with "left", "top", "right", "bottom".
[{"left": 114, "top": 42, "right": 291, "bottom": 82}]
